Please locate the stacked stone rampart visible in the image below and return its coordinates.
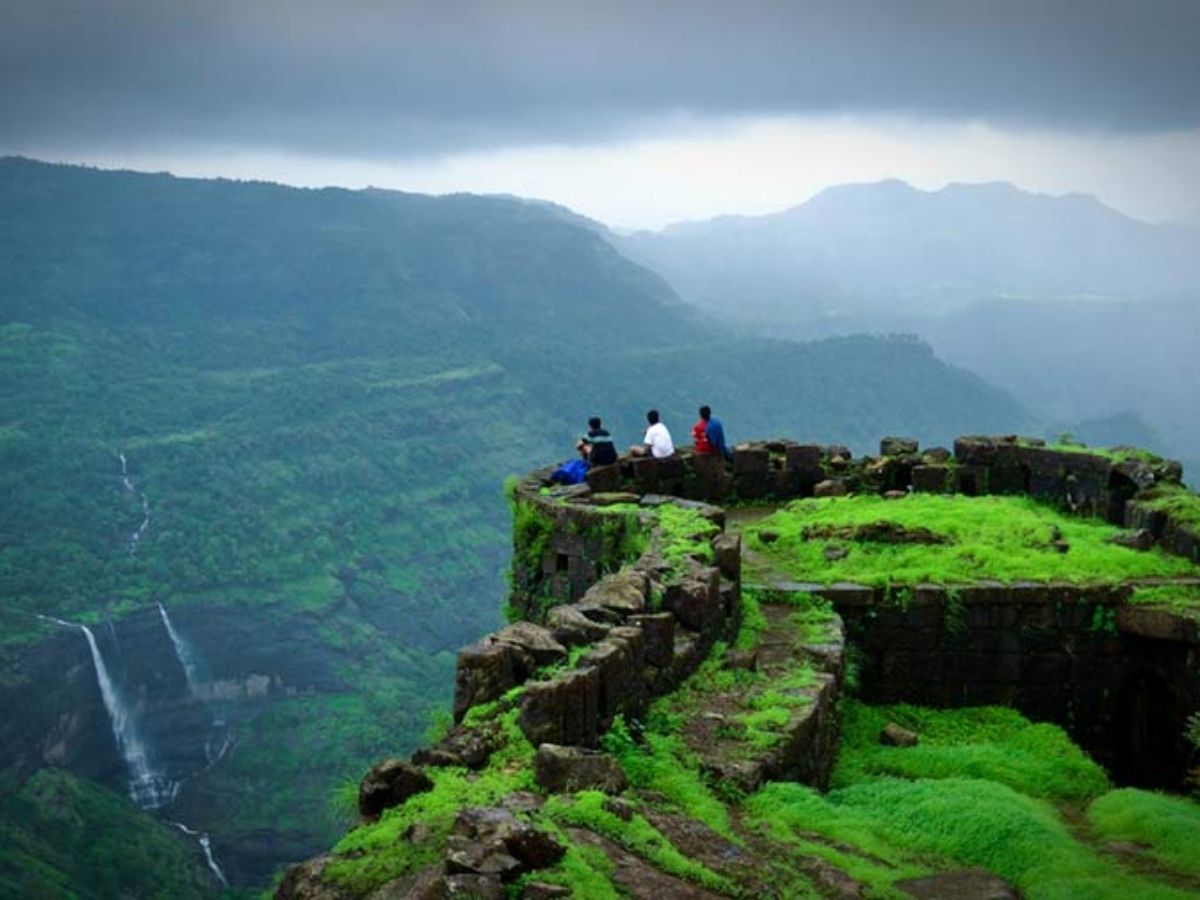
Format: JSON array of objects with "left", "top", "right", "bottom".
[{"left": 455, "top": 475, "right": 740, "bottom": 752}]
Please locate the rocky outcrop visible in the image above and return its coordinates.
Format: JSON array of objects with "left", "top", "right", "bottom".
[{"left": 358, "top": 759, "right": 433, "bottom": 819}]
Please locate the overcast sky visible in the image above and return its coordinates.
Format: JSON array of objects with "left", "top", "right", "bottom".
[{"left": 3, "top": 0, "right": 1199, "bottom": 229}]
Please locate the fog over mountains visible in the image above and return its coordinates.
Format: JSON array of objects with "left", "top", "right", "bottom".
[{"left": 616, "top": 180, "right": 1200, "bottom": 473}]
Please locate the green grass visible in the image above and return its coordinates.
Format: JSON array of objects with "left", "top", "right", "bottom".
[
  {"left": 654, "top": 504, "right": 718, "bottom": 581},
  {"left": 602, "top": 716, "right": 732, "bottom": 838},
  {"left": 747, "top": 703, "right": 1196, "bottom": 900},
  {"left": 543, "top": 792, "right": 735, "bottom": 893},
  {"left": 325, "top": 708, "right": 535, "bottom": 893},
  {"left": 744, "top": 494, "right": 1200, "bottom": 586},
  {"left": 1129, "top": 584, "right": 1200, "bottom": 613},
  {"left": 1135, "top": 483, "right": 1200, "bottom": 531},
  {"left": 833, "top": 702, "right": 1110, "bottom": 801},
  {"left": 1088, "top": 789, "right": 1200, "bottom": 879}
]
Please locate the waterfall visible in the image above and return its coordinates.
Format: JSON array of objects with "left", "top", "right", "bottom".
[
  {"left": 118, "top": 451, "right": 134, "bottom": 492},
  {"left": 117, "top": 451, "right": 150, "bottom": 555},
  {"left": 171, "top": 822, "right": 229, "bottom": 887},
  {"left": 158, "top": 603, "right": 200, "bottom": 696},
  {"left": 76, "top": 624, "right": 175, "bottom": 808},
  {"left": 38, "top": 614, "right": 175, "bottom": 809}
]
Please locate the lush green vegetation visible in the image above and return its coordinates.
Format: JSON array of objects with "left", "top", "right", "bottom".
[
  {"left": 1135, "top": 483, "right": 1200, "bottom": 531},
  {"left": 0, "top": 768, "right": 217, "bottom": 900},
  {"left": 1130, "top": 583, "right": 1200, "bottom": 613},
  {"left": 743, "top": 495, "right": 1200, "bottom": 586},
  {"left": 1088, "top": 789, "right": 1200, "bottom": 879},
  {"left": 0, "top": 157, "right": 1033, "bottom": 890},
  {"left": 748, "top": 702, "right": 1200, "bottom": 900}
]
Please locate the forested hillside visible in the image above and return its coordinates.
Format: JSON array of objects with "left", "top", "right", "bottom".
[{"left": 0, "top": 158, "right": 1028, "bottom": 892}]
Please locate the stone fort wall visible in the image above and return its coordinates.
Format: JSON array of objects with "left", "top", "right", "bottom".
[{"left": 447, "top": 434, "right": 1198, "bottom": 792}]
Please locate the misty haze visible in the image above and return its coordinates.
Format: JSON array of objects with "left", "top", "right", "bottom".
[{"left": 2, "top": 3, "right": 1199, "bottom": 899}]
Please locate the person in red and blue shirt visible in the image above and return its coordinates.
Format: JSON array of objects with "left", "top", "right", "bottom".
[{"left": 692, "top": 405, "right": 732, "bottom": 462}]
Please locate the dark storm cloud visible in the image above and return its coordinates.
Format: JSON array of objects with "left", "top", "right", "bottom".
[{"left": 2, "top": 0, "right": 1198, "bottom": 158}]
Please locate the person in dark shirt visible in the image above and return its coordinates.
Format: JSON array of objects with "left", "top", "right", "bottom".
[
  {"left": 585, "top": 416, "right": 618, "bottom": 466},
  {"left": 693, "top": 405, "right": 732, "bottom": 462}
]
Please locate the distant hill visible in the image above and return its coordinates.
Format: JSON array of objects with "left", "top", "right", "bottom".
[
  {"left": 0, "top": 158, "right": 1028, "bottom": 892},
  {"left": 613, "top": 180, "right": 1200, "bottom": 477},
  {"left": 617, "top": 179, "right": 1200, "bottom": 319}
]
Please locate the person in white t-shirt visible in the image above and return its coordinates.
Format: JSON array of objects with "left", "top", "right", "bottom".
[{"left": 630, "top": 408, "right": 675, "bottom": 458}]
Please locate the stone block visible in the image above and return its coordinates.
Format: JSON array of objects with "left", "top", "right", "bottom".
[
  {"left": 786, "top": 444, "right": 823, "bottom": 470},
  {"left": 580, "top": 629, "right": 646, "bottom": 726},
  {"left": 583, "top": 571, "right": 647, "bottom": 617},
  {"left": 880, "top": 437, "right": 919, "bottom": 457},
  {"left": 454, "top": 640, "right": 532, "bottom": 721},
  {"left": 911, "top": 465, "right": 951, "bottom": 493},
  {"left": 954, "top": 465, "right": 986, "bottom": 496},
  {"left": 734, "top": 470, "right": 771, "bottom": 500},
  {"left": 732, "top": 444, "right": 770, "bottom": 475},
  {"left": 630, "top": 456, "right": 660, "bottom": 491},
  {"left": 533, "top": 744, "right": 628, "bottom": 794},
  {"left": 494, "top": 622, "right": 568, "bottom": 668},
  {"left": 584, "top": 464, "right": 621, "bottom": 493},
  {"left": 663, "top": 566, "right": 722, "bottom": 633},
  {"left": 671, "top": 630, "right": 702, "bottom": 682},
  {"left": 518, "top": 667, "right": 601, "bottom": 747},
  {"left": 710, "top": 535, "right": 739, "bottom": 585},
  {"left": 691, "top": 452, "right": 726, "bottom": 502},
  {"left": 989, "top": 465, "right": 1028, "bottom": 495},
  {"left": 628, "top": 613, "right": 674, "bottom": 668},
  {"left": 545, "top": 604, "right": 611, "bottom": 647}
]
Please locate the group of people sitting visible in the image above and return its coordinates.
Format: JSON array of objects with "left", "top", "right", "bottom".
[{"left": 550, "top": 407, "right": 731, "bottom": 485}]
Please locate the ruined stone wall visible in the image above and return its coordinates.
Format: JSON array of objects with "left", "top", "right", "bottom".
[
  {"left": 463, "top": 434, "right": 1196, "bottom": 787},
  {"left": 767, "top": 580, "right": 1200, "bottom": 788},
  {"left": 456, "top": 478, "right": 742, "bottom": 752}
]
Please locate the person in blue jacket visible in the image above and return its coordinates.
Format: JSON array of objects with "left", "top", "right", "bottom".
[
  {"left": 549, "top": 439, "right": 591, "bottom": 485},
  {"left": 697, "top": 405, "right": 732, "bottom": 462}
]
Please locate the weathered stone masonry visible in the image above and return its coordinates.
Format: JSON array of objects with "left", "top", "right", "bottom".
[{"left": 438, "top": 434, "right": 1199, "bottom": 800}]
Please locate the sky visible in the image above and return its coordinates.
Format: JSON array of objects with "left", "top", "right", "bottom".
[{"left": 3, "top": 0, "right": 1199, "bottom": 230}]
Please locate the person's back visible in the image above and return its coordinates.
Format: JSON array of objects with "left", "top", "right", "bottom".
[
  {"left": 586, "top": 416, "right": 618, "bottom": 467},
  {"left": 642, "top": 409, "right": 674, "bottom": 459},
  {"left": 697, "top": 405, "right": 732, "bottom": 462},
  {"left": 692, "top": 416, "right": 714, "bottom": 454}
]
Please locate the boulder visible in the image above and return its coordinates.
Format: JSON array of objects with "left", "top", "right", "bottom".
[
  {"left": 545, "top": 604, "right": 612, "bottom": 646},
  {"left": 880, "top": 437, "right": 919, "bottom": 456},
  {"left": 359, "top": 759, "right": 434, "bottom": 819},
  {"left": 585, "top": 571, "right": 648, "bottom": 616},
  {"left": 814, "top": 479, "right": 849, "bottom": 498},
  {"left": 412, "top": 724, "right": 497, "bottom": 770},
  {"left": 446, "top": 807, "right": 565, "bottom": 883},
  {"left": 880, "top": 723, "right": 919, "bottom": 748},
  {"left": 534, "top": 743, "right": 629, "bottom": 794},
  {"left": 275, "top": 855, "right": 354, "bottom": 900},
  {"left": 495, "top": 622, "right": 568, "bottom": 668}
]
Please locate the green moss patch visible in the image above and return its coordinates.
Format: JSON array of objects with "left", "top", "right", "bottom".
[
  {"left": 747, "top": 702, "right": 1196, "bottom": 900},
  {"left": 743, "top": 495, "right": 1200, "bottom": 586},
  {"left": 1088, "top": 789, "right": 1200, "bottom": 879},
  {"left": 834, "top": 702, "right": 1110, "bottom": 801}
]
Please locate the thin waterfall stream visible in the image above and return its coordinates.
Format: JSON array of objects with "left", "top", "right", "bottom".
[{"left": 37, "top": 611, "right": 229, "bottom": 887}]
